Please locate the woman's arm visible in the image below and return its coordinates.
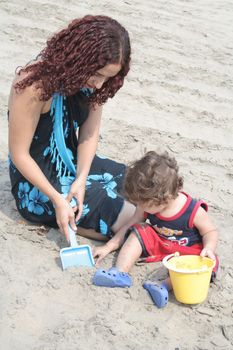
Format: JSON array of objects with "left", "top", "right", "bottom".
[
  {"left": 8, "top": 83, "right": 76, "bottom": 239},
  {"left": 193, "top": 206, "right": 219, "bottom": 259},
  {"left": 66, "top": 104, "right": 103, "bottom": 220},
  {"left": 8, "top": 83, "right": 60, "bottom": 201}
]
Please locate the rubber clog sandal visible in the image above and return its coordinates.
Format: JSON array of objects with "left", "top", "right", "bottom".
[
  {"left": 143, "top": 281, "right": 169, "bottom": 308},
  {"left": 92, "top": 267, "right": 132, "bottom": 288}
]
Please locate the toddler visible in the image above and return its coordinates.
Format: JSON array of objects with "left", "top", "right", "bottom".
[{"left": 92, "top": 151, "right": 219, "bottom": 307}]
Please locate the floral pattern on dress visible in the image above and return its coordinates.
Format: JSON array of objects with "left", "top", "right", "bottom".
[
  {"left": 18, "top": 182, "right": 30, "bottom": 209},
  {"left": 99, "top": 219, "right": 108, "bottom": 235},
  {"left": 18, "top": 182, "right": 52, "bottom": 215},
  {"left": 87, "top": 172, "right": 119, "bottom": 199}
]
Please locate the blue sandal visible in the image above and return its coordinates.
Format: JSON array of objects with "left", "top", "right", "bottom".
[
  {"left": 143, "top": 281, "right": 169, "bottom": 308},
  {"left": 92, "top": 267, "right": 132, "bottom": 288}
]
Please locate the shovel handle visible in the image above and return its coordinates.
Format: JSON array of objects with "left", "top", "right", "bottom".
[{"left": 68, "top": 225, "right": 78, "bottom": 247}]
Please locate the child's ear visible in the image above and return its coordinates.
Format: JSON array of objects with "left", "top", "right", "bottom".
[{"left": 178, "top": 176, "right": 184, "bottom": 189}]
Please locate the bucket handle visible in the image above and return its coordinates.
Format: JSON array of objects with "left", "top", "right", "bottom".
[{"left": 162, "top": 252, "right": 180, "bottom": 269}]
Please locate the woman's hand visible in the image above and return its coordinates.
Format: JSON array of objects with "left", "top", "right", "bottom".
[
  {"left": 93, "top": 245, "right": 113, "bottom": 267},
  {"left": 54, "top": 195, "right": 77, "bottom": 241},
  {"left": 66, "top": 177, "right": 86, "bottom": 222}
]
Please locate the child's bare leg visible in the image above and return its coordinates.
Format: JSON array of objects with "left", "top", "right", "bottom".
[
  {"left": 92, "top": 232, "right": 142, "bottom": 288},
  {"left": 161, "top": 277, "right": 172, "bottom": 291},
  {"left": 143, "top": 275, "right": 172, "bottom": 309},
  {"left": 115, "top": 232, "right": 142, "bottom": 273}
]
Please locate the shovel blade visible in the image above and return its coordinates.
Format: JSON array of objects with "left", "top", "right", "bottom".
[{"left": 60, "top": 245, "right": 94, "bottom": 270}]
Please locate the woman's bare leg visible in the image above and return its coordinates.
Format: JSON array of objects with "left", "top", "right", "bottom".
[
  {"left": 77, "top": 201, "right": 135, "bottom": 242},
  {"left": 76, "top": 200, "right": 135, "bottom": 242},
  {"left": 76, "top": 227, "right": 108, "bottom": 242},
  {"left": 111, "top": 200, "right": 136, "bottom": 232}
]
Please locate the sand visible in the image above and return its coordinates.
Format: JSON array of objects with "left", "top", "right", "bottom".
[{"left": 0, "top": 0, "right": 233, "bottom": 349}]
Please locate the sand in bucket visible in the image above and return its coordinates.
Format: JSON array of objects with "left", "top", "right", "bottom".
[{"left": 162, "top": 254, "right": 215, "bottom": 304}]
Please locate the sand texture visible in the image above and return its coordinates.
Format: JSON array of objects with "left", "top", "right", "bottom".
[{"left": 0, "top": 1, "right": 233, "bottom": 349}]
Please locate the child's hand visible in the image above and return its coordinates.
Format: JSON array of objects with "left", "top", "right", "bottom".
[
  {"left": 200, "top": 247, "right": 216, "bottom": 260},
  {"left": 93, "top": 245, "right": 112, "bottom": 267}
]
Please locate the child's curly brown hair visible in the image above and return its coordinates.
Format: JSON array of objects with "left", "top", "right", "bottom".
[{"left": 124, "top": 151, "right": 183, "bottom": 205}]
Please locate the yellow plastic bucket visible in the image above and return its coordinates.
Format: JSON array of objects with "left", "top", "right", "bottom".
[{"left": 162, "top": 253, "right": 215, "bottom": 304}]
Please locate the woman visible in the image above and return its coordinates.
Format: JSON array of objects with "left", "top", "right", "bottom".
[{"left": 8, "top": 15, "right": 135, "bottom": 241}]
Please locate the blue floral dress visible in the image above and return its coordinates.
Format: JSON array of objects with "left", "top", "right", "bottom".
[{"left": 9, "top": 89, "right": 125, "bottom": 237}]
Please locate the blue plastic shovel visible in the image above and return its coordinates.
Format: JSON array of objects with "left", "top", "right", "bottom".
[{"left": 60, "top": 225, "right": 94, "bottom": 270}]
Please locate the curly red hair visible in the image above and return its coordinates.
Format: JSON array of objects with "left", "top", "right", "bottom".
[{"left": 14, "top": 15, "right": 131, "bottom": 104}]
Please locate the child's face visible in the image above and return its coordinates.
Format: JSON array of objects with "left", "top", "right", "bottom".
[{"left": 138, "top": 201, "right": 167, "bottom": 214}]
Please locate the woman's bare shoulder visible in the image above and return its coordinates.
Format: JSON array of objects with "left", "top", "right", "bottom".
[{"left": 8, "top": 71, "right": 47, "bottom": 113}]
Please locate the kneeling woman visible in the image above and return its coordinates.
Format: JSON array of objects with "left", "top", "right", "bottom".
[{"left": 8, "top": 15, "right": 135, "bottom": 241}]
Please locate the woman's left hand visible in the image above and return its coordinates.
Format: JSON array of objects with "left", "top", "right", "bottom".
[{"left": 66, "top": 177, "right": 86, "bottom": 222}]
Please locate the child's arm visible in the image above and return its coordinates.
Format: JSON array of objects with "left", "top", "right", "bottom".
[
  {"left": 193, "top": 206, "right": 218, "bottom": 260},
  {"left": 93, "top": 206, "right": 144, "bottom": 266}
]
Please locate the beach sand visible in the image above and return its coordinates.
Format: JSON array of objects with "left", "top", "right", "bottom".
[{"left": 0, "top": 1, "right": 233, "bottom": 349}]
